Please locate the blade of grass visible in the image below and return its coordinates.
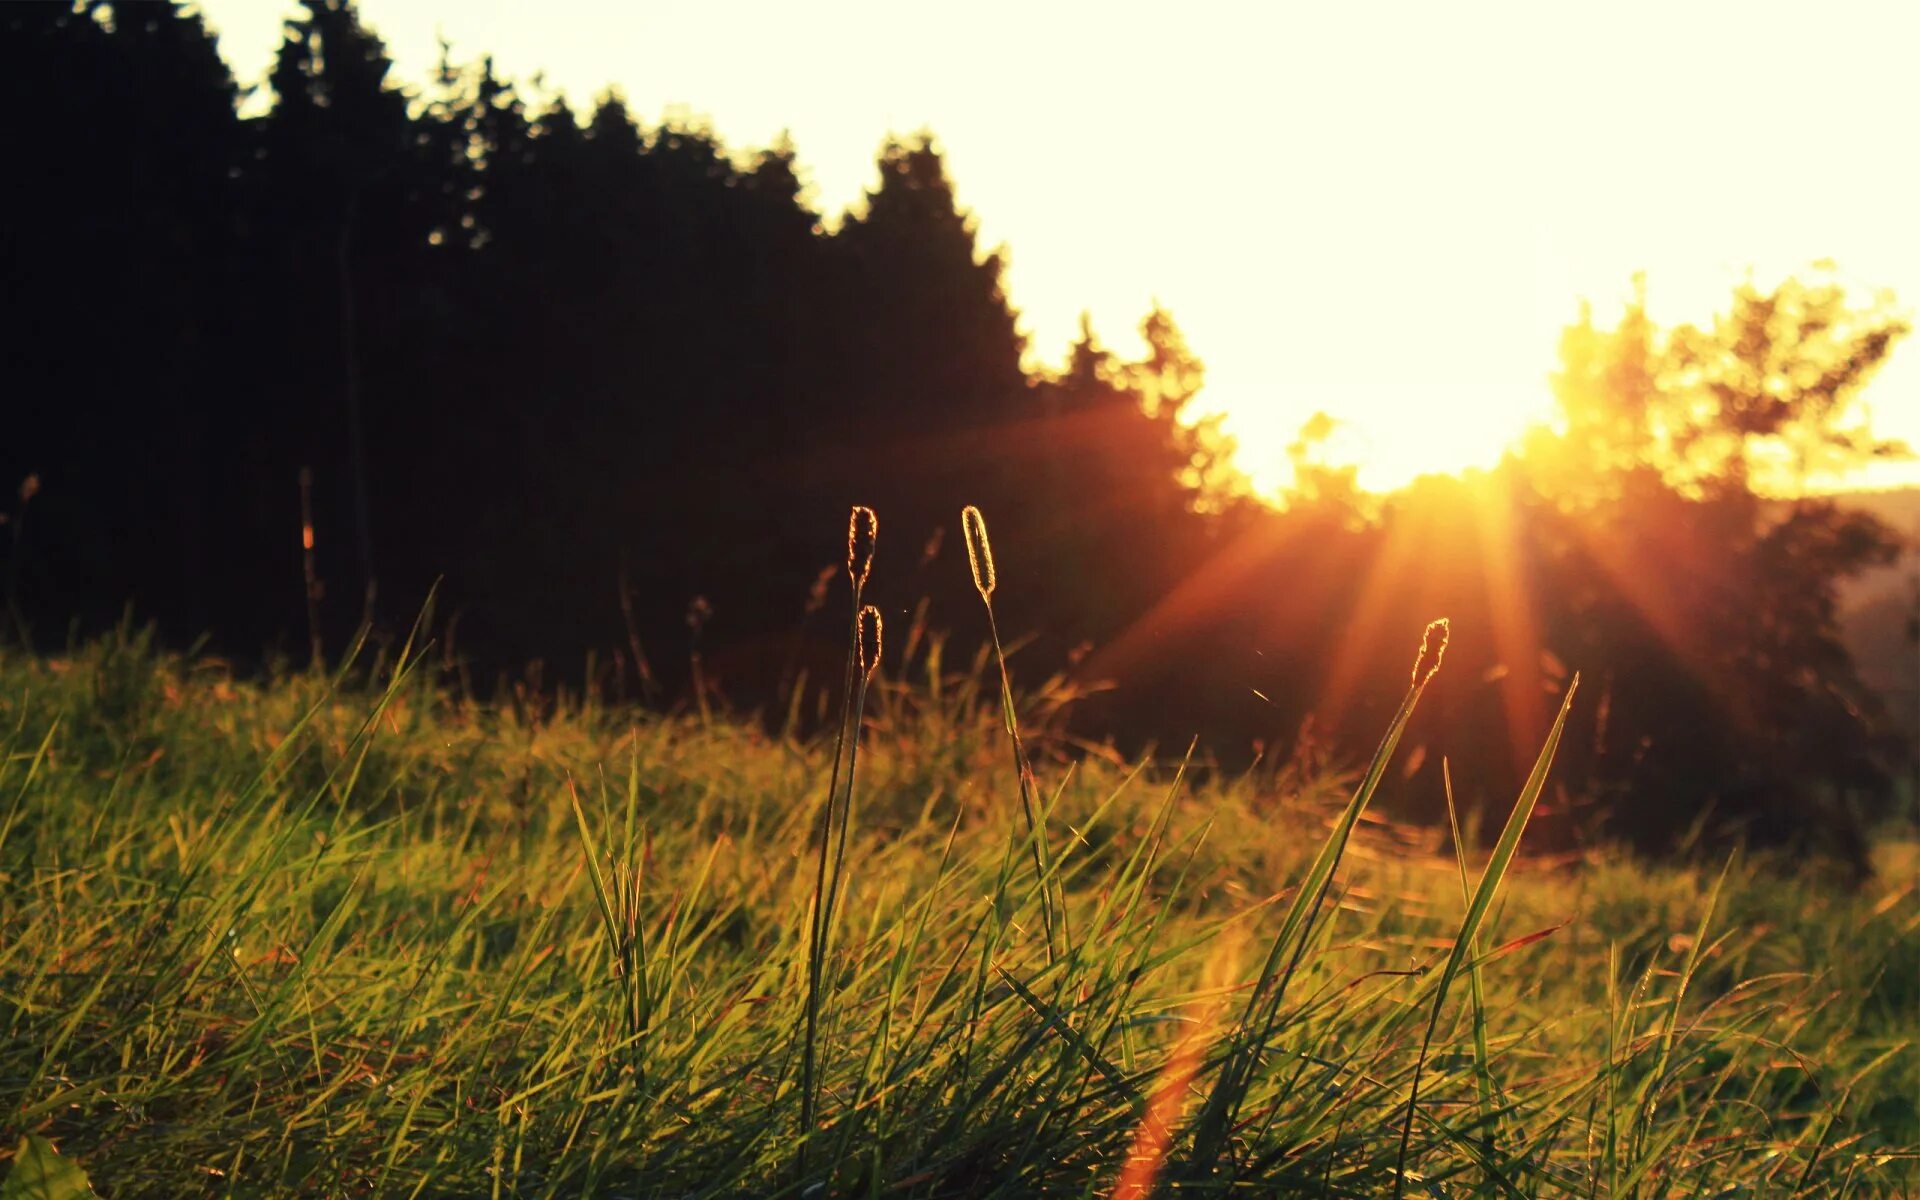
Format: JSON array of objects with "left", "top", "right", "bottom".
[
  {"left": 799, "top": 507, "right": 876, "bottom": 1172},
  {"left": 1442, "top": 759, "right": 1499, "bottom": 1140},
  {"left": 1189, "top": 618, "right": 1451, "bottom": 1177},
  {"left": 1392, "top": 675, "right": 1579, "bottom": 1199},
  {"left": 962, "top": 505, "right": 1064, "bottom": 963}
]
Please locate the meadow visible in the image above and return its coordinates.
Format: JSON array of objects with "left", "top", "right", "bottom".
[{"left": 0, "top": 606, "right": 1914, "bottom": 1198}]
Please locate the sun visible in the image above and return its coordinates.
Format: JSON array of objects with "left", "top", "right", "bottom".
[{"left": 1210, "top": 384, "right": 1555, "bottom": 499}]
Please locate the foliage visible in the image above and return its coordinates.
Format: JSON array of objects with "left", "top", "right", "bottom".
[
  {"left": 1538, "top": 269, "right": 1911, "bottom": 500},
  {"left": 1517, "top": 273, "right": 1911, "bottom": 862}
]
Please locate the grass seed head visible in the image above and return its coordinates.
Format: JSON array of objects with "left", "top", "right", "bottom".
[
  {"left": 962, "top": 505, "right": 995, "bottom": 598},
  {"left": 1412, "top": 617, "right": 1450, "bottom": 688},
  {"left": 847, "top": 506, "right": 878, "bottom": 588},
  {"left": 858, "top": 604, "right": 883, "bottom": 679}
]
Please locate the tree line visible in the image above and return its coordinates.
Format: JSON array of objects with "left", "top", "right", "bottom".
[{"left": 2, "top": 0, "right": 1910, "bottom": 866}]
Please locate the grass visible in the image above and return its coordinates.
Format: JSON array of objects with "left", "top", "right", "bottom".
[
  {"left": 0, "top": 615, "right": 1914, "bottom": 1197},
  {"left": 799, "top": 506, "right": 880, "bottom": 1172}
]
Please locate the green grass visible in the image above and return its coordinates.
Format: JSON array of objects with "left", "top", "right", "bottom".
[{"left": 0, "top": 624, "right": 1914, "bottom": 1197}]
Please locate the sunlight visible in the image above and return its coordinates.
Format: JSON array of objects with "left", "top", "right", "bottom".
[
  {"left": 1466, "top": 471, "right": 1547, "bottom": 774},
  {"left": 1217, "top": 385, "right": 1553, "bottom": 497},
  {"left": 1316, "top": 504, "right": 1433, "bottom": 731}
]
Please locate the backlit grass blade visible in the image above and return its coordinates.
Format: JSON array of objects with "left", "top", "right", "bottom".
[
  {"left": 1189, "top": 618, "right": 1450, "bottom": 1176},
  {"left": 963, "top": 504, "right": 1064, "bottom": 963},
  {"left": 1393, "top": 674, "right": 1579, "bottom": 1199},
  {"left": 995, "top": 964, "right": 1142, "bottom": 1107},
  {"left": 800, "top": 507, "right": 878, "bottom": 1175},
  {"left": 1443, "top": 759, "right": 1499, "bottom": 1136}
]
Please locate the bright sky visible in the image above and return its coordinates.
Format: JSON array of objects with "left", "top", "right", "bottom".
[{"left": 193, "top": 0, "right": 1920, "bottom": 495}]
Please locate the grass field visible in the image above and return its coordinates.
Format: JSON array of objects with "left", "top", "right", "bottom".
[{"left": 0, "top": 622, "right": 1914, "bottom": 1198}]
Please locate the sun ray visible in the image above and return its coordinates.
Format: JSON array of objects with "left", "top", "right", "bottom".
[
  {"left": 1541, "top": 495, "right": 1761, "bottom": 765},
  {"left": 1314, "top": 512, "right": 1430, "bottom": 733},
  {"left": 1467, "top": 473, "right": 1548, "bottom": 777}
]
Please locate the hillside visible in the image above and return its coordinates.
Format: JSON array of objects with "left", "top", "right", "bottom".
[{"left": 0, "top": 634, "right": 1913, "bottom": 1196}]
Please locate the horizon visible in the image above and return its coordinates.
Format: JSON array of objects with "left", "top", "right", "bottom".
[{"left": 190, "top": 0, "right": 1920, "bottom": 497}]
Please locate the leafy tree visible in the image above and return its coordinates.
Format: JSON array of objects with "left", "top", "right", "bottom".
[
  {"left": 1538, "top": 269, "right": 1910, "bottom": 498},
  {"left": 1522, "top": 272, "right": 1910, "bottom": 867},
  {"left": 1020, "top": 310, "right": 1235, "bottom": 637},
  {"left": 1281, "top": 413, "right": 1373, "bottom": 528}
]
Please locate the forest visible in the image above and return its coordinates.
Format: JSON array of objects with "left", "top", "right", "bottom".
[{"left": 3, "top": 0, "right": 1914, "bottom": 865}]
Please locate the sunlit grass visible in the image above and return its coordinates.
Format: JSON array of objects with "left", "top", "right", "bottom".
[{"left": 0, "top": 623, "right": 1913, "bottom": 1197}]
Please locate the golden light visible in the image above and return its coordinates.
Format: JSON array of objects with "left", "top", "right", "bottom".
[{"left": 1214, "top": 384, "right": 1556, "bottom": 497}]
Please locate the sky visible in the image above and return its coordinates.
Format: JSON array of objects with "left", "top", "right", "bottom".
[{"left": 191, "top": 0, "right": 1920, "bottom": 494}]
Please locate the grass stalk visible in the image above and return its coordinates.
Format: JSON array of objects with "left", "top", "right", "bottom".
[
  {"left": 1443, "top": 759, "right": 1499, "bottom": 1143},
  {"left": 1189, "top": 617, "right": 1451, "bottom": 1178},
  {"left": 1392, "top": 675, "right": 1579, "bottom": 1198},
  {"left": 961, "top": 504, "right": 1064, "bottom": 963},
  {"left": 799, "top": 506, "right": 878, "bottom": 1171}
]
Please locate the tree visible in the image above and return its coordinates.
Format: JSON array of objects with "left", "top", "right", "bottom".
[
  {"left": 0, "top": 1, "right": 244, "bottom": 639},
  {"left": 250, "top": 0, "right": 447, "bottom": 623},
  {"left": 1281, "top": 412, "right": 1373, "bottom": 528},
  {"left": 831, "top": 136, "right": 1029, "bottom": 441},
  {"left": 1536, "top": 268, "right": 1911, "bottom": 499},
  {"left": 1522, "top": 270, "right": 1911, "bottom": 868}
]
